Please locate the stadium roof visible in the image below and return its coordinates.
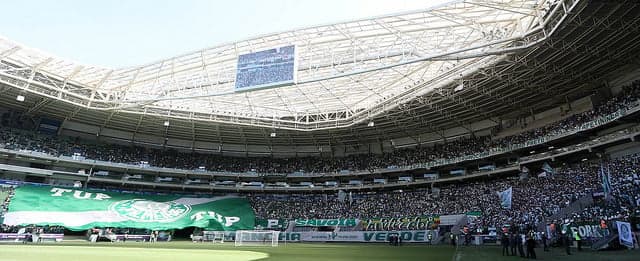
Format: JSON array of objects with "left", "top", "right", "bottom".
[
  {"left": 2, "top": 0, "right": 640, "bottom": 147},
  {"left": 1, "top": 0, "right": 544, "bottom": 128}
]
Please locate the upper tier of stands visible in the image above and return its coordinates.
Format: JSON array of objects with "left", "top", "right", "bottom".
[{"left": 1, "top": 81, "right": 639, "bottom": 175}]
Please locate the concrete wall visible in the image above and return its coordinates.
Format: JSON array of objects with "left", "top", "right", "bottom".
[
  {"left": 497, "top": 96, "right": 593, "bottom": 138},
  {"left": 56, "top": 118, "right": 499, "bottom": 156},
  {"left": 607, "top": 142, "right": 640, "bottom": 159}
]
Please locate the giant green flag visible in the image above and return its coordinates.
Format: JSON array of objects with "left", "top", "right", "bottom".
[{"left": 3, "top": 186, "right": 255, "bottom": 231}]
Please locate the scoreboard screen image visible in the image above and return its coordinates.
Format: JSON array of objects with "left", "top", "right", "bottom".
[{"left": 235, "top": 45, "right": 297, "bottom": 91}]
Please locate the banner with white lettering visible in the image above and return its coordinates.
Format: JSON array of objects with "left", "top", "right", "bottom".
[
  {"left": 361, "top": 216, "right": 440, "bottom": 231},
  {"left": 300, "top": 231, "right": 365, "bottom": 242},
  {"left": 561, "top": 222, "right": 612, "bottom": 247},
  {"left": 3, "top": 186, "right": 255, "bottom": 231},
  {"left": 294, "top": 218, "right": 358, "bottom": 227},
  {"left": 568, "top": 223, "right": 611, "bottom": 240},
  {"left": 277, "top": 230, "right": 437, "bottom": 243}
]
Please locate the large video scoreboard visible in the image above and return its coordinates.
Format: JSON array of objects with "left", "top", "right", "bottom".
[{"left": 234, "top": 45, "right": 297, "bottom": 92}]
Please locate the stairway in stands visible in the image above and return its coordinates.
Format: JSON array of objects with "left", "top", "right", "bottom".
[
  {"left": 591, "top": 232, "right": 619, "bottom": 250},
  {"left": 537, "top": 194, "right": 594, "bottom": 231}
]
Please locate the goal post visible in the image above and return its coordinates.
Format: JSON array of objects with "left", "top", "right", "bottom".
[
  {"left": 234, "top": 230, "right": 280, "bottom": 247},
  {"left": 202, "top": 231, "right": 226, "bottom": 243}
]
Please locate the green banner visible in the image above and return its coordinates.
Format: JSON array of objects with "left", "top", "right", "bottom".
[
  {"left": 3, "top": 186, "right": 255, "bottom": 231},
  {"left": 566, "top": 222, "right": 610, "bottom": 239},
  {"left": 294, "top": 218, "right": 358, "bottom": 227},
  {"left": 465, "top": 211, "right": 482, "bottom": 217},
  {"left": 256, "top": 218, "right": 287, "bottom": 229},
  {"left": 362, "top": 216, "right": 440, "bottom": 231}
]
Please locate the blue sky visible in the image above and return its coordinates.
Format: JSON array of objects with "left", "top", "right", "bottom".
[{"left": 0, "top": 0, "right": 450, "bottom": 68}]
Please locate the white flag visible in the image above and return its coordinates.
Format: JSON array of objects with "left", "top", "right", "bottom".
[
  {"left": 338, "top": 190, "right": 346, "bottom": 203},
  {"left": 497, "top": 187, "right": 513, "bottom": 209}
]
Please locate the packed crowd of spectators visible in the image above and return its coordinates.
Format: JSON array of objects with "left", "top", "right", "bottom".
[
  {"left": 565, "top": 155, "right": 640, "bottom": 223},
  {"left": 1, "top": 80, "right": 638, "bottom": 175},
  {"left": 1, "top": 83, "right": 639, "bottom": 175},
  {"left": 250, "top": 155, "right": 639, "bottom": 230},
  {"left": 0, "top": 155, "right": 636, "bottom": 233},
  {"left": 0, "top": 224, "right": 65, "bottom": 234},
  {"left": 0, "top": 186, "right": 14, "bottom": 223}
]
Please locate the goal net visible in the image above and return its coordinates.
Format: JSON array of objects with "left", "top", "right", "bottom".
[
  {"left": 234, "top": 230, "right": 280, "bottom": 247},
  {"left": 202, "top": 231, "right": 226, "bottom": 243}
]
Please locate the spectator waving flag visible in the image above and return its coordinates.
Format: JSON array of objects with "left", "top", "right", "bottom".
[
  {"left": 497, "top": 187, "right": 513, "bottom": 209},
  {"left": 607, "top": 166, "right": 614, "bottom": 201},
  {"left": 338, "top": 190, "right": 347, "bottom": 203},
  {"left": 542, "top": 162, "right": 555, "bottom": 175},
  {"left": 600, "top": 164, "right": 613, "bottom": 201}
]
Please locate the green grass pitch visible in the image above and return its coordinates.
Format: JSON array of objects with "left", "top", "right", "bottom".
[
  {"left": 0, "top": 242, "right": 452, "bottom": 261},
  {"left": 0, "top": 241, "right": 638, "bottom": 261}
]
